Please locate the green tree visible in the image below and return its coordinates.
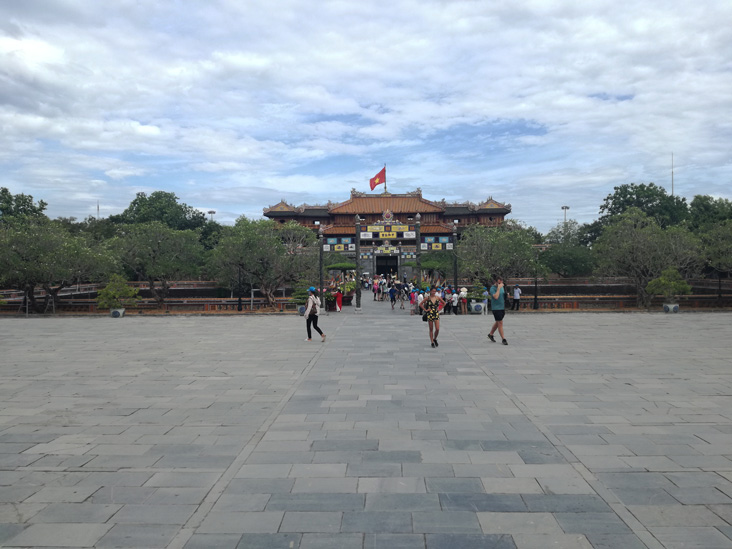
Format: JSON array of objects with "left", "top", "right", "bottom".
[
  {"left": 646, "top": 268, "right": 692, "bottom": 302},
  {"left": 593, "top": 208, "right": 702, "bottom": 307},
  {"left": 79, "top": 216, "right": 120, "bottom": 242},
  {"left": 457, "top": 223, "right": 538, "bottom": 287},
  {"left": 599, "top": 182, "right": 688, "bottom": 228},
  {"left": 0, "top": 218, "right": 115, "bottom": 313},
  {"left": 544, "top": 219, "right": 582, "bottom": 245},
  {"left": 542, "top": 220, "right": 595, "bottom": 277},
  {"left": 688, "top": 195, "right": 732, "bottom": 232},
  {"left": 417, "top": 251, "right": 453, "bottom": 286},
  {"left": 208, "top": 219, "right": 317, "bottom": 307},
  {"left": 54, "top": 215, "right": 120, "bottom": 242},
  {"left": 110, "top": 191, "right": 207, "bottom": 231},
  {"left": 0, "top": 187, "right": 48, "bottom": 222},
  {"left": 541, "top": 244, "right": 595, "bottom": 278},
  {"left": 701, "top": 220, "right": 732, "bottom": 277},
  {"left": 96, "top": 274, "right": 140, "bottom": 310},
  {"left": 114, "top": 222, "right": 203, "bottom": 306},
  {"left": 578, "top": 219, "right": 605, "bottom": 247},
  {"left": 199, "top": 220, "right": 224, "bottom": 251}
]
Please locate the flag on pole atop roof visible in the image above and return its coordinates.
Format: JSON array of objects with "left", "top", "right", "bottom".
[{"left": 369, "top": 166, "right": 386, "bottom": 191}]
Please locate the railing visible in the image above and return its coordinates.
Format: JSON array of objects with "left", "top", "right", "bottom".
[
  {"left": 3, "top": 293, "right": 730, "bottom": 315},
  {"left": 0, "top": 296, "right": 300, "bottom": 315}
]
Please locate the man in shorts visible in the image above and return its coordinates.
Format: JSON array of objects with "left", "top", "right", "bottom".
[{"left": 487, "top": 277, "right": 508, "bottom": 345}]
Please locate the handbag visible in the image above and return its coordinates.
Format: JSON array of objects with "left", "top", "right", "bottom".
[{"left": 422, "top": 313, "right": 428, "bottom": 322}]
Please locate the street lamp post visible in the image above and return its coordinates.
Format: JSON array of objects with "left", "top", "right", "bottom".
[
  {"left": 452, "top": 222, "right": 458, "bottom": 291},
  {"left": 396, "top": 242, "right": 401, "bottom": 282},
  {"left": 318, "top": 227, "right": 324, "bottom": 309},
  {"left": 561, "top": 205, "right": 570, "bottom": 242},
  {"left": 354, "top": 215, "right": 362, "bottom": 312},
  {"left": 237, "top": 263, "right": 242, "bottom": 311},
  {"left": 533, "top": 247, "right": 539, "bottom": 310},
  {"left": 415, "top": 213, "right": 421, "bottom": 286}
]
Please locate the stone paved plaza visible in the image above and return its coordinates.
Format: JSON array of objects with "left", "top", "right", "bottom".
[{"left": 1, "top": 300, "right": 732, "bottom": 548}]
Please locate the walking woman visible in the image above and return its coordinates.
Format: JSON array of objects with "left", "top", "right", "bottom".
[
  {"left": 419, "top": 287, "right": 446, "bottom": 348},
  {"left": 304, "top": 287, "right": 326, "bottom": 342}
]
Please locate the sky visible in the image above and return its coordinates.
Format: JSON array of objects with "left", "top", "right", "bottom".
[{"left": 1, "top": 0, "right": 731, "bottom": 234}]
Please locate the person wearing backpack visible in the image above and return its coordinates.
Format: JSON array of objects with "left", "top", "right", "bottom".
[{"left": 304, "top": 287, "right": 326, "bottom": 342}]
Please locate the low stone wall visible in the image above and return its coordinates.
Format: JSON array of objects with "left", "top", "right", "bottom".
[{"left": 0, "top": 297, "right": 300, "bottom": 315}]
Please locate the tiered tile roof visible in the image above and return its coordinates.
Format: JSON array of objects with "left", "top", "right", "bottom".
[{"left": 264, "top": 189, "right": 511, "bottom": 216}]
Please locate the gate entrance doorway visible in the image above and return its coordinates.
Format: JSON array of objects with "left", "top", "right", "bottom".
[{"left": 376, "top": 256, "right": 398, "bottom": 277}]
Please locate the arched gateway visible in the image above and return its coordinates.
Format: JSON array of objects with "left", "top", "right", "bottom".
[{"left": 264, "top": 189, "right": 511, "bottom": 278}]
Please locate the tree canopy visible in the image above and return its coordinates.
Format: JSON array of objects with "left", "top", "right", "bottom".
[
  {"left": 115, "top": 221, "right": 203, "bottom": 305},
  {"left": 110, "top": 191, "right": 207, "bottom": 231},
  {"left": 458, "top": 224, "right": 538, "bottom": 287},
  {"left": 688, "top": 195, "right": 732, "bottom": 232},
  {"left": 0, "top": 187, "right": 48, "bottom": 222},
  {"left": 0, "top": 218, "right": 115, "bottom": 312},
  {"left": 593, "top": 208, "right": 702, "bottom": 306},
  {"left": 207, "top": 219, "right": 317, "bottom": 308},
  {"left": 701, "top": 220, "right": 732, "bottom": 276},
  {"left": 599, "top": 182, "right": 688, "bottom": 228}
]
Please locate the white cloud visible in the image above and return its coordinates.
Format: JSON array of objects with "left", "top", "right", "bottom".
[{"left": 0, "top": 0, "right": 731, "bottom": 232}]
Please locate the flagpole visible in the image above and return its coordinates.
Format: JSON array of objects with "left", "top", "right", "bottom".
[{"left": 383, "top": 164, "right": 387, "bottom": 193}]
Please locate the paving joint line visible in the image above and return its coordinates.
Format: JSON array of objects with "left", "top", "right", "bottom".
[
  {"left": 453, "top": 331, "right": 660, "bottom": 548},
  {"left": 167, "top": 325, "right": 334, "bottom": 549}
]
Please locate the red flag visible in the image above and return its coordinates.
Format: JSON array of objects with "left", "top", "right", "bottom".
[{"left": 369, "top": 167, "right": 386, "bottom": 191}]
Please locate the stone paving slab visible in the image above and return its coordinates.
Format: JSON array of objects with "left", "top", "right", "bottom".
[{"left": 1, "top": 306, "right": 731, "bottom": 548}]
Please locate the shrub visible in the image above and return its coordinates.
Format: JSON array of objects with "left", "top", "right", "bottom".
[
  {"left": 96, "top": 274, "right": 139, "bottom": 309},
  {"left": 645, "top": 268, "right": 692, "bottom": 303}
]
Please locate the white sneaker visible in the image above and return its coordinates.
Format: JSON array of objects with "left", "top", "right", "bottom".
[{"left": 305, "top": 338, "right": 312, "bottom": 342}]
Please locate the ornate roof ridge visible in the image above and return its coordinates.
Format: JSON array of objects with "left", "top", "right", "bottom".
[
  {"left": 350, "top": 188, "right": 424, "bottom": 199},
  {"left": 266, "top": 190, "right": 511, "bottom": 214}
]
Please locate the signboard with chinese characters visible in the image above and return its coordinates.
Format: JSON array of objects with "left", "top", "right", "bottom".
[{"left": 361, "top": 225, "right": 416, "bottom": 240}]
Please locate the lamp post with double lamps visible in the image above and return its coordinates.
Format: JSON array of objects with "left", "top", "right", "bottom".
[
  {"left": 452, "top": 222, "right": 458, "bottom": 291},
  {"left": 237, "top": 263, "right": 243, "bottom": 311},
  {"left": 533, "top": 247, "right": 539, "bottom": 310},
  {"left": 415, "top": 213, "right": 421, "bottom": 286},
  {"left": 561, "top": 205, "right": 570, "bottom": 241},
  {"left": 354, "top": 215, "right": 362, "bottom": 312},
  {"left": 318, "top": 227, "right": 324, "bottom": 309}
]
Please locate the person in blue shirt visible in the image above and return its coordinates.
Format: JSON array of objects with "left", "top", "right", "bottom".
[{"left": 487, "top": 277, "right": 508, "bottom": 345}]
